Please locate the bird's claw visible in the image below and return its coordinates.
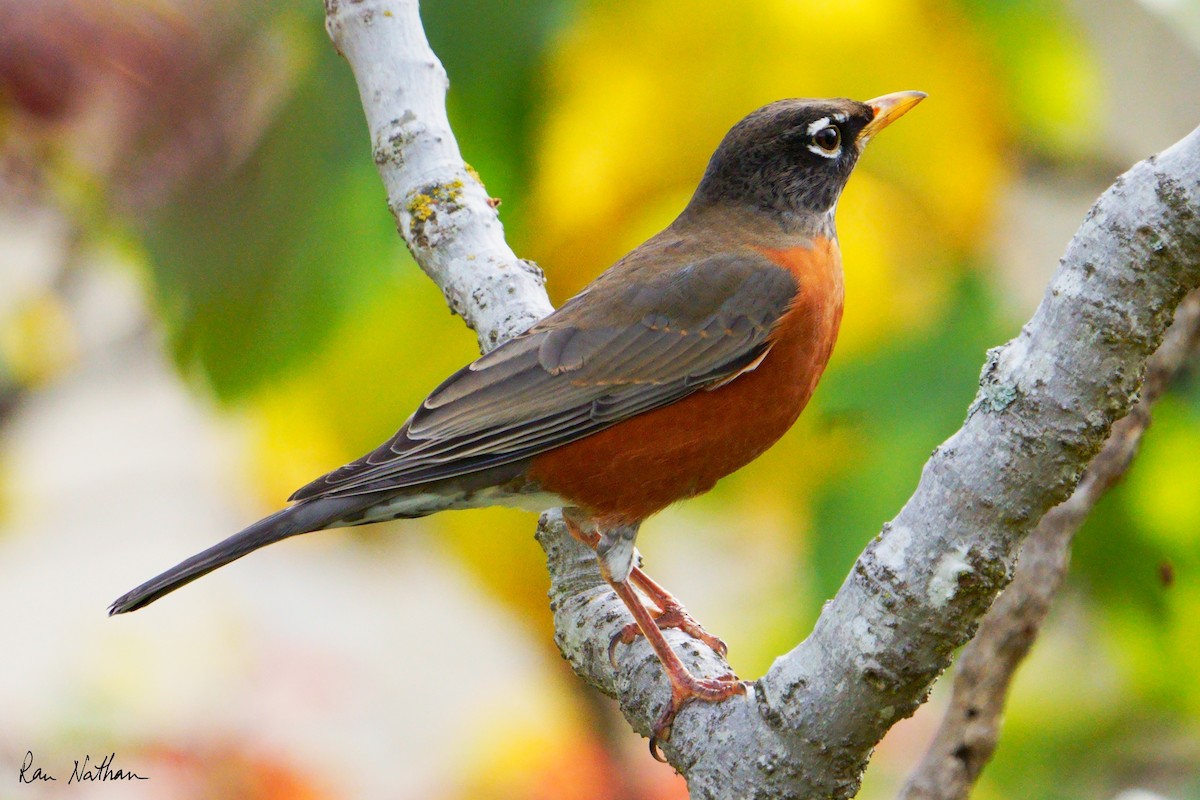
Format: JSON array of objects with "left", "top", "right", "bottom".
[
  {"left": 608, "top": 602, "right": 728, "bottom": 668},
  {"left": 649, "top": 673, "right": 748, "bottom": 760}
]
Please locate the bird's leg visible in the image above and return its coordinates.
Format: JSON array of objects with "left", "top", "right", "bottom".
[
  {"left": 561, "top": 512, "right": 730, "bottom": 661},
  {"left": 590, "top": 521, "right": 747, "bottom": 746},
  {"left": 562, "top": 512, "right": 602, "bottom": 549},
  {"left": 614, "top": 568, "right": 729, "bottom": 661}
]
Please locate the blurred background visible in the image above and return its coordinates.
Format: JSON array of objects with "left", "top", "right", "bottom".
[{"left": 1, "top": 0, "right": 1199, "bottom": 797}]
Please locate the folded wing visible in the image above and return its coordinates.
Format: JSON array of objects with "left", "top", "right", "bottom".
[{"left": 289, "top": 250, "right": 799, "bottom": 500}]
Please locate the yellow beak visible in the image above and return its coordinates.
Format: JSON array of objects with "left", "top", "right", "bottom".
[{"left": 860, "top": 90, "right": 927, "bottom": 141}]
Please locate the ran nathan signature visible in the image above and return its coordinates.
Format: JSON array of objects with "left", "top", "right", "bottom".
[{"left": 19, "top": 750, "right": 148, "bottom": 784}]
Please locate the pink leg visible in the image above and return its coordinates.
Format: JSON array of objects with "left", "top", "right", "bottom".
[
  {"left": 617, "top": 568, "right": 729, "bottom": 663},
  {"left": 560, "top": 513, "right": 729, "bottom": 662},
  {"left": 562, "top": 514, "right": 745, "bottom": 750}
]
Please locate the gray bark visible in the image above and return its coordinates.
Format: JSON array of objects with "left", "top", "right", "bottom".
[{"left": 898, "top": 291, "right": 1200, "bottom": 800}]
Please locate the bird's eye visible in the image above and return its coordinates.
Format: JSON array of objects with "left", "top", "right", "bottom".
[{"left": 813, "top": 125, "right": 841, "bottom": 152}]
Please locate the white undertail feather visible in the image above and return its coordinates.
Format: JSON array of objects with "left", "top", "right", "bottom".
[{"left": 328, "top": 487, "right": 568, "bottom": 526}]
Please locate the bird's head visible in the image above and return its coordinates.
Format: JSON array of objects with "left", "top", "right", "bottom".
[{"left": 690, "top": 91, "right": 926, "bottom": 229}]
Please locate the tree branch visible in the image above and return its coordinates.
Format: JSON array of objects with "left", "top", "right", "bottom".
[
  {"left": 898, "top": 289, "right": 1200, "bottom": 800},
  {"left": 324, "top": 0, "right": 552, "bottom": 352},
  {"left": 324, "top": 2, "right": 1200, "bottom": 796}
]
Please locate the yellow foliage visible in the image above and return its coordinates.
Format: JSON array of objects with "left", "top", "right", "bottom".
[
  {"left": 0, "top": 294, "right": 77, "bottom": 386},
  {"left": 246, "top": 269, "right": 479, "bottom": 505},
  {"left": 836, "top": 171, "right": 952, "bottom": 350},
  {"left": 1125, "top": 399, "right": 1200, "bottom": 549},
  {"left": 249, "top": 386, "right": 352, "bottom": 505},
  {"left": 993, "top": 15, "right": 1103, "bottom": 156},
  {"left": 438, "top": 507, "right": 561, "bottom": 639}
]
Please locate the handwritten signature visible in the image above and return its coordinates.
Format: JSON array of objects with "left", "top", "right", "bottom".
[{"left": 19, "top": 750, "right": 148, "bottom": 784}]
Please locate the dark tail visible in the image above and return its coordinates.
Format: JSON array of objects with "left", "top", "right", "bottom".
[{"left": 108, "top": 497, "right": 365, "bottom": 615}]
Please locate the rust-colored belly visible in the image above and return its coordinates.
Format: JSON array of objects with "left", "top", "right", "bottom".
[{"left": 527, "top": 241, "right": 844, "bottom": 525}]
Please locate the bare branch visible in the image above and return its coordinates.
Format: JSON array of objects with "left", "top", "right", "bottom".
[
  {"left": 324, "top": 0, "right": 552, "bottom": 351},
  {"left": 898, "top": 291, "right": 1200, "bottom": 800},
  {"left": 324, "top": 1, "right": 1200, "bottom": 796}
]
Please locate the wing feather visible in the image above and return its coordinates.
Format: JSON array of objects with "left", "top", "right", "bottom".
[{"left": 288, "top": 250, "right": 798, "bottom": 502}]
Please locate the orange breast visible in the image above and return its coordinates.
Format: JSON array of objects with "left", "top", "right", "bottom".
[{"left": 526, "top": 239, "right": 844, "bottom": 525}]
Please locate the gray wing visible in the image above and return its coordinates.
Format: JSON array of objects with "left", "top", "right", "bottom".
[{"left": 289, "top": 251, "right": 798, "bottom": 501}]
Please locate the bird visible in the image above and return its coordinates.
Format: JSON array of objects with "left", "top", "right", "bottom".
[{"left": 110, "top": 90, "right": 925, "bottom": 746}]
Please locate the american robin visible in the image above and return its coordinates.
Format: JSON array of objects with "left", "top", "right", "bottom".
[{"left": 110, "top": 91, "right": 925, "bottom": 744}]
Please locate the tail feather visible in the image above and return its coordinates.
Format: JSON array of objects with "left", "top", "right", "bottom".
[{"left": 108, "top": 498, "right": 363, "bottom": 615}]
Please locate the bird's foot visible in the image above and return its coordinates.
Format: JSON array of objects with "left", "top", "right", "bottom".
[
  {"left": 594, "top": 561, "right": 748, "bottom": 761},
  {"left": 608, "top": 600, "right": 728, "bottom": 667},
  {"left": 649, "top": 670, "right": 749, "bottom": 761}
]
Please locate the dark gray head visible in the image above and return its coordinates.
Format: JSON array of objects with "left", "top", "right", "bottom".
[{"left": 690, "top": 92, "right": 926, "bottom": 223}]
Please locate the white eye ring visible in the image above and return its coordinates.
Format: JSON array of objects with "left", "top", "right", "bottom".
[{"left": 805, "top": 117, "right": 841, "bottom": 159}]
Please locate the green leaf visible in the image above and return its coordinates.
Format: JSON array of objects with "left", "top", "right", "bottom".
[{"left": 141, "top": 23, "right": 404, "bottom": 402}]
